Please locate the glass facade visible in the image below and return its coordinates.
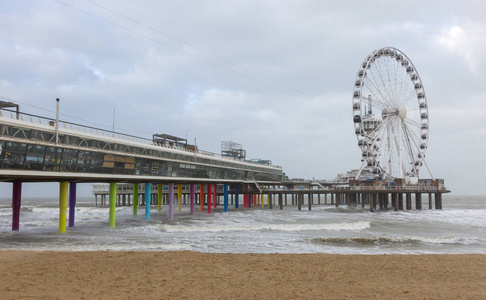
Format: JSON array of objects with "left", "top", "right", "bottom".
[{"left": 0, "top": 123, "right": 283, "bottom": 182}]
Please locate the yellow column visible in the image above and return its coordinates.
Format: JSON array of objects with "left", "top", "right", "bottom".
[
  {"left": 157, "top": 184, "right": 163, "bottom": 211},
  {"left": 261, "top": 191, "right": 264, "bottom": 208},
  {"left": 59, "top": 182, "right": 69, "bottom": 233},
  {"left": 178, "top": 184, "right": 182, "bottom": 213}
]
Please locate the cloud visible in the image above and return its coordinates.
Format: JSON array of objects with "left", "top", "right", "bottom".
[
  {"left": 436, "top": 21, "right": 486, "bottom": 72},
  {"left": 0, "top": 1, "right": 485, "bottom": 196}
]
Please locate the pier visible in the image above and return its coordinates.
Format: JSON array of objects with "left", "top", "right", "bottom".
[
  {"left": 92, "top": 182, "right": 447, "bottom": 212},
  {"left": 0, "top": 102, "right": 450, "bottom": 233}
]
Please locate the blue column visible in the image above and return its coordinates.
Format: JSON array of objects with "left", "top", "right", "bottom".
[
  {"left": 145, "top": 183, "right": 151, "bottom": 221},
  {"left": 224, "top": 184, "right": 228, "bottom": 212},
  {"left": 169, "top": 183, "right": 174, "bottom": 220},
  {"left": 68, "top": 182, "right": 76, "bottom": 227},
  {"left": 235, "top": 184, "right": 239, "bottom": 209}
]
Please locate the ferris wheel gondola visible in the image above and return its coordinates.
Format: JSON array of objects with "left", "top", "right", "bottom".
[{"left": 352, "top": 47, "right": 433, "bottom": 183}]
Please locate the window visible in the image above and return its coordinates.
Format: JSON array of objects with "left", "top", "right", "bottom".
[
  {"left": 2, "top": 142, "right": 27, "bottom": 169},
  {"left": 44, "top": 147, "right": 63, "bottom": 171},
  {"left": 76, "top": 151, "right": 91, "bottom": 172},
  {"left": 61, "top": 149, "right": 78, "bottom": 172},
  {"left": 25, "top": 145, "right": 45, "bottom": 170}
]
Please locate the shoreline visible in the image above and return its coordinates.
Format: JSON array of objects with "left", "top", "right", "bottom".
[{"left": 1, "top": 251, "right": 485, "bottom": 299}]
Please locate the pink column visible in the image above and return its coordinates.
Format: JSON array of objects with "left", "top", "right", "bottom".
[{"left": 12, "top": 182, "right": 22, "bottom": 231}]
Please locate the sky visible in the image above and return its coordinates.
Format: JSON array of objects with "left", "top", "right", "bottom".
[{"left": 0, "top": 0, "right": 485, "bottom": 197}]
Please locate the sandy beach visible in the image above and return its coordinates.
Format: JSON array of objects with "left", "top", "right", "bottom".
[{"left": 0, "top": 251, "right": 484, "bottom": 299}]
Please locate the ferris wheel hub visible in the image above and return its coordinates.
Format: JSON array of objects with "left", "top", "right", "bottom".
[{"left": 398, "top": 106, "right": 407, "bottom": 120}]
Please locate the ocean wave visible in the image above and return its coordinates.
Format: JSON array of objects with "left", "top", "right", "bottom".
[
  {"left": 155, "top": 221, "right": 371, "bottom": 233},
  {"left": 311, "top": 236, "right": 476, "bottom": 246},
  {"left": 0, "top": 243, "right": 192, "bottom": 252}
]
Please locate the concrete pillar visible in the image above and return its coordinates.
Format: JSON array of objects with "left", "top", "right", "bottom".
[
  {"left": 59, "top": 182, "right": 69, "bottom": 233},
  {"left": 144, "top": 183, "right": 151, "bottom": 220},
  {"left": 109, "top": 182, "right": 117, "bottom": 228},
  {"left": 224, "top": 184, "right": 228, "bottom": 212},
  {"left": 178, "top": 184, "right": 183, "bottom": 213},
  {"left": 190, "top": 183, "right": 195, "bottom": 215},
  {"left": 207, "top": 184, "right": 212, "bottom": 214},
  {"left": 133, "top": 184, "right": 138, "bottom": 217},
  {"left": 435, "top": 193, "right": 442, "bottom": 209},
  {"left": 415, "top": 192, "right": 422, "bottom": 210},
  {"left": 12, "top": 181, "right": 22, "bottom": 231},
  {"left": 157, "top": 184, "right": 163, "bottom": 212},
  {"left": 200, "top": 184, "right": 204, "bottom": 212},
  {"left": 169, "top": 183, "right": 174, "bottom": 220},
  {"left": 68, "top": 182, "right": 76, "bottom": 227},
  {"left": 235, "top": 184, "right": 239, "bottom": 209},
  {"left": 406, "top": 193, "right": 412, "bottom": 210}
]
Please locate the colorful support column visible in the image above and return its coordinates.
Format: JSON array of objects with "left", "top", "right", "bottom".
[
  {"left": 145, "top": 183, "right": 151, "bottom": 220},
  {"left": 68, "top": 182, "right": 76, "bottom": 227},
  {"left": 58, "top": 182, "right": 69, "bottom": 233},
  {"left": 109, "top": 182, "right": 117, "bottom": 228},
  {"left": 213, "top": 184, "right": 217, "bottom": 208},
  {"left": 11, "top": 181, "right": 22, "bottom": 231},
  {"left": 261, "top": 191, "right": 264, "bottom": 208},
  {"left": 207, "top": 184, "right": 212, "bottom": 214},
  {"left": 177, "top": 184, "right": 182, "bottom": 213},
  {"left": 190, "top": 184, "right": 195, "bottom": 215},
  {"left": 235, "top": 184, "right": 239, "bottom": 209},
  {"left": 169, "top": 183, "right": 174, "bottom": 220},
  {"left": 157, "top": 184, "right": 163, "bottom": 212},
  {"left": 224, "top": 184, "right": 228, "bottom": 212},
  {"left": 200, "top": 184, "right": 204, "bottom": 212},
  {"left": 254, "top": 194, "right": 257, "bottom": 208},
  {"left": 133, "top": 183, "right": 138, "bottom": 217}
]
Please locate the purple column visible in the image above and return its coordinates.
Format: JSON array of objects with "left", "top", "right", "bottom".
[
  {"left": 169, "top": 183, "right": 174, "bottom": 220},
  {"left": 68, "top": 182, "right": 77, "bottom": 227},
  {"left": 190, "top": 183, "right": 195, "bottom": 215},
  {"left": 12, "top": 181, "right": 22, "bottom": 231}
]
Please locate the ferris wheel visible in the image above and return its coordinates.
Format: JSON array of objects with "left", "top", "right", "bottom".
[{"left": 352, "top": 47, "right": 433, "bottom": 183}]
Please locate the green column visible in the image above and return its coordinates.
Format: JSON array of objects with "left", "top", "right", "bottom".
[
  {"left": 133, "top": 183, "right": 138, "bottom": 217},
  {"left": 157, "top": 184, "right": 163, "bottom": 211},
  {"left": 109, "top": 182, "right": 117, "bottom": 228}
]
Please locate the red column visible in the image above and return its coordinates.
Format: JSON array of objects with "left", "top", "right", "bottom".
[{"left": 207, "top": 184, "right": 212, "bottom": 214}]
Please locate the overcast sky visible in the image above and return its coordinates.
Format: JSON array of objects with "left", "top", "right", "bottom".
[{"left": 0, "top": 0, "right": 484, "bottom": 197}]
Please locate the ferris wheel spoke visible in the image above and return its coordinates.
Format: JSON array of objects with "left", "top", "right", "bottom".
[
  {"left": 404, "top": 118, "right": 421, "bottom": 129},
  {"left": 400, "top": 81, "right": 416, "bottom": 106},
  {"left": 375, "top": 59, "right": 395, "bottom": 106},
  {"left": 400, "top": 121, "right": 418, "bottom": 175},
  {"left": 367, "top": 70, "right": 395, "bottom": 108},
  {"left": 404, "top": 124, "right": 423, "bottom": 152}
]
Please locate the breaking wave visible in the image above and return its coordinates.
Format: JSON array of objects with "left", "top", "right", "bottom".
[{"left": 156, "top": 221, "right": 371, "bottom": 233}]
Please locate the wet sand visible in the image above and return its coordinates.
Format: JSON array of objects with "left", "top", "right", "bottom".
[{"left": 0, "top": 251, "right": 485, "bottom": 299}]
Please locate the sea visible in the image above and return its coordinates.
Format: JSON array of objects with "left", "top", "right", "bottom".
[{"left": 0, "top": 194, "right": 484, "bottom": 254}]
